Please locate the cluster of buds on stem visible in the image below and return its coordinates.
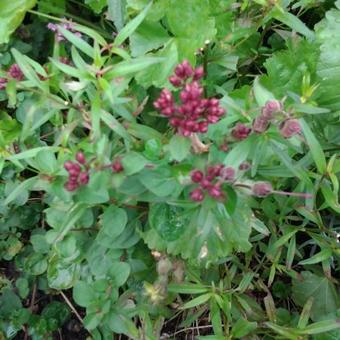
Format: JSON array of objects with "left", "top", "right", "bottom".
[
  {"left": 252, "top": 100, "right": 301, "bottom": 138},
  {"left": 111, "top": 159, "right": 124, "bottom": 173},
  {"left": 190, "top": 165, "right": 236, "bottom": 202},
  {"left": 154, "top": 60, "right": 226, "bottom": 136},
  {"left": 47, "top": 20, "right": 81, "bottom": 42},
  {"left": 0, "top": 64, "right": 24, "bottom": 90},
  {"left": 64, "top": 152, "right": 90, "bottom": 191}
]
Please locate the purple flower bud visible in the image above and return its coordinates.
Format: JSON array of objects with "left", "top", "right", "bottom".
[
  {"left": 193, "top": 66, "right": 204, "bottom": 80},
  {"left": 252, "top": 182, "right": 273, "bottom": 197},
  {"left": 76, "top": 152, "right": 86, "bottom": 164},
  {"left": 64, "top": 181, "right": 78, "bottom": 192},
  {"left": 253, "top": 115, "right": 269, "bottom": 134},
  {"left": 198, "top": 121, "right": 208, "bottom": 133},
  {"left": 262, "top": 100, "right": 282, "bottom": 119},
  {"left": 208, "top": 185, "right": 223, "bottom": 199},
  {"left": 0, "top": 78, "right": 7, "bottom": 90},
  {"left": 231, "top": 123, "right": 252, "bottom": 140},
  {"left": 112, "top": 160, "right": 124, "bottom": 173},
  {"left": 47, "top": 23, "right": 58, "bottom": 32},
  {"left": 79, "top": 172, "right": 89, "bottom": 185},
  {"left": 239, "top": 162, "right": 250, "bottom": 171},
  {"left": 8, "top": 64, "right": 23, "bottom": 81},
  {"left": 191, "top": 170, "right": 204, "bottom": 183},
  {"left": 190, "top": 188, "right": 204, "bottom": 202},
  {"left": 280, "top": 119, "right": 301, "bottom": 138},
  {"left": 64, "top": 160, "right": 74, "bottom": 171},
  {"left": 200, "top": 178, "right": 213, "bottom": 190},
  {"left": 169, "top": 75, "right": 182, "bottom": 87},
  {"left": 220, "top": 167, "right": 235, "bottom": 181}
]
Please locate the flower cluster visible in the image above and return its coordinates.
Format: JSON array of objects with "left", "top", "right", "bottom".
[
  {"left": 252, "top": 100, "right": 301, "bottom": 138},
  {"left": 47, "top": 20, "right": 81, "bottom": 42},
  {"left": 231, "top": 123, "right": 252, "bottom": 140},
  {"left": 64, "top": 152, "right": 89, "bottom": 191},
  {"left": 0, "top": 64, "right": 24, "bottom": 90},
  {"left": 190, "top": 165, "right": 235, "bottom": 202},
  {"left": 154, "top": 60, "right": 226, "bottom": 136}
]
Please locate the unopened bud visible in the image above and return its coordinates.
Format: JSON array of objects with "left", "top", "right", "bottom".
[
  {"left": 280, "top": 119, "right": 301, "bottom": 138},
  {"left": 252, "top": 182, "right": 273, "bottom": 197}
]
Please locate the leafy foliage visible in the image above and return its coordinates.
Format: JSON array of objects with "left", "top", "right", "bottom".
[{"left": 0, "top": 0, "right": 339, "bottom": 339}]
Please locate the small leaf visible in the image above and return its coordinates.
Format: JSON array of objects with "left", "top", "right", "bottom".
[
  {"left": 298, "top": 248, "right": 332, "bottom": 265},
  {"left": 253, "top": 77, "right": 276, "bottom": 107},
  {"left": 181, "top": 293, "right": 211, "bottom": 309},
  {"left": 232, "top": 318, "right": 257, "bottom": 338},
  {"left": 302, "top": 319, "right": 340, "bottom": 335},
  {"left": 121, "top": 152, "right": 147, "bottom": 175},
  {"left": 73, "top": 281, "right": 95, "bottom": 307},
  {"left": 114, "top": 2, "right": 152, "bottom": 46},
  {"left": 168, "top": 134, "right": 191, "bottom": 161}
]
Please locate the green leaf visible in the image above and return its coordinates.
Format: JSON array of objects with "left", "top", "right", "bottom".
[
  {"left": 292, "top": 271, "right": 340, "bottom": 321},
  {"left": 105, "top": 56, "right": 164, "bottom": 79},
  {"left": 108, "top": 312, "right": 139, "bottom": 338},
  {"left": 271, "top": 8, "right": 314, "bottom": 40},
  {"left": 149, "top": 203, "right": 188, "bottom": 241},
  {"left": 114, "top": 1, "right": 152, "bottom": 46},
  {"left": 130, "top": 20, "right": 169, "bottom": 57},
  {"left": 58, "top": 26, "right": 94, "bottom": 58},
  {"left": 181, "top": 293, "right": 211, "bottom": 309},
  {"left": 108, "top": 0, "right": 125, "bottom": 31},
  {"left": 298, "top": 297, "right": 314, "bottom": 329},
  {"left": 4, "top": 177, "right": 38, "bottom": 205},
  {"left": 253, "top": 77, "right": 276, "bottom": 107},
  {"left": 73, "top": 281, "right": 95, "bottom": 307},
  {"left": 231, "top": 318, "right": 257, "bottom": 338},
  {"left": 101, "top": 206, "right": 128, "bottom": 239},
  {"left": 121, "top": 151, "right": 147, "bottom": 175},
  {"left": 298, "top": 248, "right": 332, "bottom": 265},
  {"left": 299, "top": 119, "right": 326, "bottom": 173},
  {"left": 0, "top": 0, "right": 37, "bottom": 44},
  {"left": 167, "top": 134, "right": 191, "bottom": 162},
  {"left": 302, "top": 319, "right": 340, "bottom": 335},
  {"left": 168, "top": 283, "right": 209, "bottom": 294},
  {"left": 109, "top": 262, "right": 130, "bottom": 286}
]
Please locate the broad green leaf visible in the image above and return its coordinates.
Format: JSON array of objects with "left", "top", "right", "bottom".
[
  {"left": 0, "top": 0, "right": 37, "bottom": 44},
  {"left": 4, "top": 177, "right": 38, "bottom": 205},
  {"left": 292, "top": 271, "right": 340, "bottom": 321},
  {"left": 167, "top": 134, "right": 191, "bottom": 162},
  {"left": 121, "top": 151, "right": 147, "bottom": 175},
  {"left": 73, "top": 281, "right": 95, "bottom": 307},
  {"left": 231, "top": 318, "right": 257, "bottom": 338},
  {"left": 101, "top": 206, "right": 128, "bottom": 239}
]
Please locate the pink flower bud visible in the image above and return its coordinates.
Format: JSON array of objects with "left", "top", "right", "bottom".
[
  {"left": 231, "top": 123, "right": 251, "bottom": 140},
  {"left": 239, "top": 162, "right": 250, "bottom": 171},
  {"left": 252, "top": 182, "right": 273, "bottom": 197},
  {"left": 191, "top": 170, "right": 204, "bottom": 183},
  {"left": 208, "top": 185, "right": 223, "bottom": 199},
  {"left": 112, "top": 160, "right": 124, "bottom": 173},
  {"left": 0, "top": 78, "right": 7, "bottom": 90},
  {"left": 262, "top": 100, "right": 282, "bottom": 119},
  {"left": 64, "top": 160, "right": 74, "bottom": 171},
  {"left": 76, "top": 152, "right": 86, "bottom": 164},
  {"left": 220, "top": 167, "right": 235, "bottom": 181},
  {"left": 169, "top": 75, "right": 182, "bottom": 87},
  {"left": 190, "top": 188, "right": 204, "bottom": 202},
  {"left": 200, "top": 178, "right": 213, "bottom": 189},
  {"left": 64, "top": 181, "right": 78, "bottom": 192},
  {"left": 79, "top": 172, "right": 89, "bottom": 185},
  {"left": 8, "top": 64, "right": 23, "bottom": 81},
  {"left": 193, "top": 66, "right": 204, "bottom": 80},
  {"left": 280, "top": 119, "right": 301, "bottom": 138},
  {"left": 198, "top": 121, "right": 208, "bottom": 133},
  {"left": 253, "top": 115, "right": 269, "bottom": 134}
]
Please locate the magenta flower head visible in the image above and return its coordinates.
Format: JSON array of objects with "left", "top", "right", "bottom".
[
  {"left": 261, "top": 100, "right": 283, "bottom": 119},
  {"left": 253, "top": 115, "right": 270, "bottom": 134},
  {"left": 280, "top": 119, "right": 301, "bottom": 138},
  {"left": 8, "top": 64, "right": 24, "bottom": 81},
  {"left": 252, "top": 182, "right": 273, "bottom": 197},
  {"left": 47, "top": 20, "right": 81, "bottom": 42},
  {"left": 231, "top": 123, "right": 252, "bottom": 140},
  {"left": 0, "top": 78, "right": 7, "bottom": 90}
]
